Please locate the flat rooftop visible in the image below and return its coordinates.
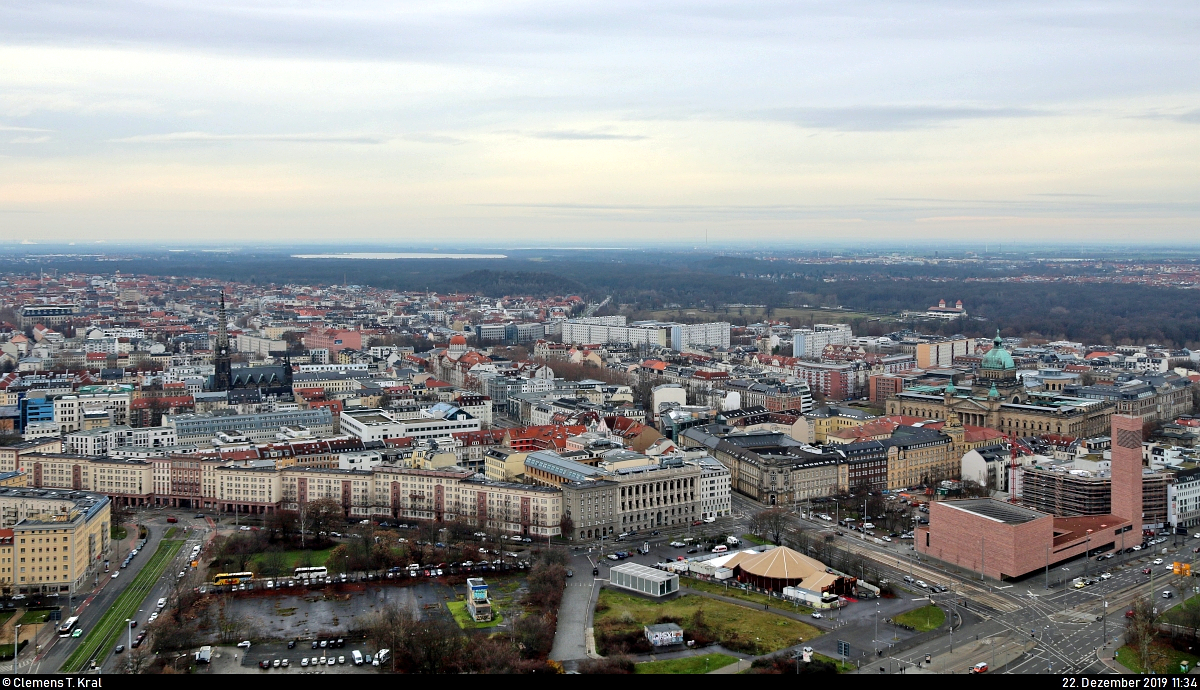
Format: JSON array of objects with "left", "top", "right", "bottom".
[{"left": 942, "top": 498, "right": 1048, "bottom": 524}]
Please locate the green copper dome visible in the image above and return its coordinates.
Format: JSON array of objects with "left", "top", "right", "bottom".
[
  {"left": 945, "top": 380, "right": 957, "bottom": 395},
  {"left": 981, "top": 330, "right": 1015, "bottom": 370}
]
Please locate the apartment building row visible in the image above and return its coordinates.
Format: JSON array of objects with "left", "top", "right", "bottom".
[{"left": 14, "top": 452, "right": 564, "bottom": 537}]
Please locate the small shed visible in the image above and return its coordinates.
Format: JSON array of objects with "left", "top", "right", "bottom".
[
  {"left": 644, "top": 623, "right": 684, "bottom": 647},
  {"left": 610, "top": 562, "right": 679, "bottom": 597}
]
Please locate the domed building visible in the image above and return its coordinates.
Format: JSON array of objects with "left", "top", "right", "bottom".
[
  {"left": 971, "top": 331, "right": 1026, "bottom": 404},
  {"left": 885, "top": 331, "right": 1114, "bottom": 439}
]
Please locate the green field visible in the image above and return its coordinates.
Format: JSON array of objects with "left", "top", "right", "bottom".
[
  {"left": 635, "top": 653, "right": 738, "bottom": 674},
  {"left": 683, "top": 577, "right": 812, "bottom": 614},
  {"left": 60, "top": 538, "right": 184, "bottom": 673},
  {"left": 892, "top": 605, "right": 945, "bottom": 632},
  {"left": 595, "top": 590, "right": 817, "bottom": 656},
  {"left": 446, "top": 600, "right": 503, "bottom": 630},
  {"left": 111, "top": 526, "right": 127, "bottom": 540},
  {"left": 740, "top": 534, "right": 770, "bottom": 546},
  {"left": 247, "top": 548, "right": 334, "bottom": 575}
]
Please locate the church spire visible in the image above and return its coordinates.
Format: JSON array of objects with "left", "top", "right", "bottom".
[{"left": 213, "top": 289, "right": 232, "bottom": 391}]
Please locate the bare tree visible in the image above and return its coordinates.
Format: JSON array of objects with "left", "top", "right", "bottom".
[
  {"left": 752, "top": 508, "right": 789, "bottom": 546},
  {"left": 1126, "top": 595, "right": 1160, "bottom": 671}
]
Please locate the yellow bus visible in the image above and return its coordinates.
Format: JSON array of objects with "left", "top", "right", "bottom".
[{"left": 213, "top": 571, "right": 254, "bottom": 585}]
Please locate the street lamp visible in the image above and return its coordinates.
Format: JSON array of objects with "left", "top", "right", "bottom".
[{"left": 12, "top": 623, "right": 20, "bottom": 675}]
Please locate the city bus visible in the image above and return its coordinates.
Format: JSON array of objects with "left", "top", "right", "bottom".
[
  {"left": 58, "top": 616, "right": 80, "bottom": 637},
  {"left": 294, "top": 566, "right": 328, "bottom": 580},
  {"left": 212, "top": 571, "right": 254, "bottom": 585}
]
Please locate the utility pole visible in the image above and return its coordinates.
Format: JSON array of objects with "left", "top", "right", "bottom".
[{"left": 1084, "top": 531, "right": 1092, "bottom": 579}]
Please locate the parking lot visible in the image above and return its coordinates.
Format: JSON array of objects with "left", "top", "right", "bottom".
[{"left": 199, "top": 643, "right": 383, "bottom": 674}]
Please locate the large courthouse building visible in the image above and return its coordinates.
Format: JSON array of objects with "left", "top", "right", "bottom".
[{"left": 886, "top": 332, "right": 1113, "bottom": 439}]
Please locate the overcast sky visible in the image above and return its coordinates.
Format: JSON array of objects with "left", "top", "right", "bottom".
[{"left": 1, "top": 1, "right": 1198, "bottom": 246}]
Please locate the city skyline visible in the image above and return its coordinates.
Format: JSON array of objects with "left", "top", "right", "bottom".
[{"left": 1, "top": 1, "right": 1198, "bottom": 244}]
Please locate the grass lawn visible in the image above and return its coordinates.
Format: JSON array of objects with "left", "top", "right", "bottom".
[
  {"left": 446, "top": 600, "right": 503, "bottom": 630},
  {"left": 247, "top": 548, "right": 334, "bottom": 575},
  {"left": 1164, "top": 591, "right": 1200, "bottom": 625},
  {"left": 683, "top": 577, "right": 812, "bottom": 614},
  {"left": 163, "top": 527, "right": 177, "bottom": 539},
  {"left": 0, "top": 611, "right": 13, "bottom": 627},
  {"left": 111, "top": 525, "right": 127, "bottom": 540},
  {"left": 740, "top": 534, "right": 769, "bottom": 546},
  {"left": 892, "top": 605, "right": 945, "bottom": 632},
  {"left": 18, "top": 609, "right": 54, "bottom": 624},
  {"left": 595, "top": 589, "right": 818, "bottom": 656},
  {"left": 61, "top": 539, "right": 184, "bottom": 673},
  {"left": 635, "top": 653, "right": 738, "bottom": 674},
  {"left": 1116, "top": 643, "right": 1200, "bottom": 674},
  {"left": 813, "top": 652, "right": 856, "bottom": 673}
]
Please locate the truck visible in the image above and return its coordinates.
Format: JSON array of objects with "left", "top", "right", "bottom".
[
  {"left": 726, "top": 536, "right": 740, "bottom": 546},
  {"left": 195, "top": 646, "right": 212, "bottom": 663}
]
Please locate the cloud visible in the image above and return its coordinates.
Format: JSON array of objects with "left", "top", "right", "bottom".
[
  {"left": 402, "top": 133, "right": 466, "bottom": 145},
  {"left": 528, "top": 130, "right": 647, "bottom": 141},
  {"left": 7, "top": 135, "right": 51, "bottom": 144},
  {"left": 766, "top": 105, "right": 1043, "bottom": 131},
  {"left": 0, "top": 124, "right": 51, "bottom": 132},
  {"left": 105, "top": 131, "right": 387, "bottom": 144},
  {"left": 1136, "top": 109, "right": 1200, "bottom": 124}
]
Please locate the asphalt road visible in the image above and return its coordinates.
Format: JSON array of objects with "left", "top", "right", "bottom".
[{"left": 20, "top": 510, "right": 213, "bottom": 674}]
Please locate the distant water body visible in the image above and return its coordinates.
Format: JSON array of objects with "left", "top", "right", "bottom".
[{"left": 292, "top": 253, "right": 507, "bottom": 259}]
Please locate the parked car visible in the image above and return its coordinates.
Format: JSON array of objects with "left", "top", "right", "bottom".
[{"left": 811, "top": 612, "right": 822, "bottom": 619}]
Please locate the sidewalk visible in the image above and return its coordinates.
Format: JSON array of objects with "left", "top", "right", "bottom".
[{"left": 1097, "top": 635, "right": 1131, "bottom": 674}]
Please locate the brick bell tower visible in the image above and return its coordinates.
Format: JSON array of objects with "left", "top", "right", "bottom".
[{"left": 1110, "top": 414, "right": 1144, "bottom": 530}]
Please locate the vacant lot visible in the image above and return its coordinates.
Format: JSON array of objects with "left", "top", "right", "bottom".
[
  {"left": 594, "top": 589, "right": 817, "bottom": 656},
  {"left": 683, "top": 577, "right": 812, "bottom": 614},
  {"left": 635, "top": 653, "right": 737, "bottom": 674}
]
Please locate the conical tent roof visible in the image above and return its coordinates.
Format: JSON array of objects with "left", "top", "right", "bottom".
[{"left": 735, "top": 546, "right": 825, "bottom": 581}]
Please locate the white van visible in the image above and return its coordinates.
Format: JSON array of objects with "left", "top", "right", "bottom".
[
  {"left": 711, "top": 544, "right": 728, "bottom": 553},
  {"left": 352, "top": 650, "right": 364, "bottom": 665},
  {"left": 726, "top": 536, "right": 740, "bottom": 546},
  {"left": 862, "top": 523, "right": 875, "bottom": 530}
]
